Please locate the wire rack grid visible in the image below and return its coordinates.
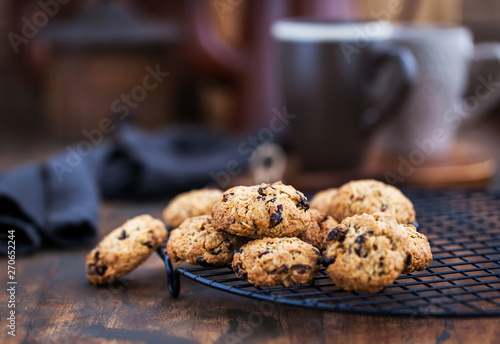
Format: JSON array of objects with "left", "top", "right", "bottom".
[{"left": 159, "top": 189, "right": 500, "bottom": 317}]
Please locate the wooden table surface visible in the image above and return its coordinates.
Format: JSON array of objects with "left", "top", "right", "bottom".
[
  {"left": 0, "top": 202, "right": 500, "bottom": 344},
  {"left": 0, "top": 200, "right": 499, "bottom": 344},
  {"left": 1, "top": 121, "right": 500, "bottom": 344}
]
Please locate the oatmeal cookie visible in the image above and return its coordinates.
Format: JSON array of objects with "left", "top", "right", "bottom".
[
  {"left": 402, "top": 224, "right": 433, "bottom": 274},
  {"left": 162, "top": 188, "right": 223, "bottom": 228},
  {"left": 323, "top": 213, "right": 410, "bottom": 293},
  {"left": 298, "top": 209, "right": 338, "bottom": 251},
  {"left": 211, "top": 182, "right": 311, "bottom": 238},
  {"left": 309, "top": 188, "right": 338, "bottom": 215},
  {"left": 232, "top": 237, "right": 321, "bottom": 287},
  {"left": 86, "top": 215, "right": 167, "bottom": 285},
  {"left": 329, "top": 179, "right": 416, "bottom": 224},
  {"left": 167, "top": 215, "right": 246, "bottom": 266}
]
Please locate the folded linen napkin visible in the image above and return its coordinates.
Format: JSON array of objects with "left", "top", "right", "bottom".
[{"left": 0, "top": 124, "right": 249, "bottom": 255}]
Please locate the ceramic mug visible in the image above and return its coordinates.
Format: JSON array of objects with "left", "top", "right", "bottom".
[
  {"left": 272, "top": 20, "right": 417, "bottom": 170},
  {"left": 378, "top": 24, "right": 500, "bottom": 157}
]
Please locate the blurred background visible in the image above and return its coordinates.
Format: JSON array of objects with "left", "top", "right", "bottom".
[{"left": 1, "top": 0, "right": 500, "bottom": 191}]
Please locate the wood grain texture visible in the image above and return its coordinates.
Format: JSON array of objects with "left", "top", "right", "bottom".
[{"left": 1, "top": 200, "right": 500, "bottom": 344}]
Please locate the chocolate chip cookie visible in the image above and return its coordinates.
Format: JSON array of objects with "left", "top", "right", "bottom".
[
  {"left": 232, "top": 237, "right": 321, "bottom": 287},
  {"left": 310, "top": 188, "right": 338, "bottom": 215},
  {"left": 402, "top": 224, "right": 433, "bottom": 274},
  {"left": 323, "top": 212, "right": 410, "bottom": 293},
  {"left": 211, "top": 182, "right": 311, "bottom": 238},
  {"left": 328, "top": 179, "right": 416, "bottom": 224},
  {"left": 163, "top": 188, "right": 223, "bottom": 228},
  {"left": 167, "top": 215, "right": 246, "bottom": 266},
  {"left": 298, "top": 209, "right": 338, "bottom": 251},
  {"left": 86, "top": 214, "right": 168, "bottom": 285}
]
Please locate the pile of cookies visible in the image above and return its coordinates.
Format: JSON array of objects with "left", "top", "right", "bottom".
[{"left": 86, "top": 179, "right": 433, "bottom": 294}]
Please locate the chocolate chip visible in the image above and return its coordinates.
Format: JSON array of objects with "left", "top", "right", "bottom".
[
  {"left": 209, "top": 246, "right": 222, "bottom": 255},
  {"left": 270, "top": 265, "right": 288, "bottom": 274},
  {"left": 381, "top": 203, "right": 388, "bottom": 211},
  {"left": 266, "top": 198, "right": 276, "bottom": 204},
  {"left": 269, "top": 204, "right": 284, "bottom": 228},
  {"left": 258, "top": 249, "right": 270, "bottom": 258},
  {"left": 258, "top": 186, "right": 266, "bottom": 196},
  {"left": 196, "top": 257, "right": 211, "bottom": 267},
  {"left": 141, "top": 242, "right": 154, "bottom": 249},
  {"left": 270, "top": 213, "right": 282, "bottom": 228},
  {"left": 221, "top": 192, "right": 235, "bottom": 202},
  {"left": 354, "top": 235, "right": 366, "bottom": 257},
  {"left": 96, "top": 265, "right": 107, "bottom": 276},
  {"left": 326, "top": 226, "right": 347, "bottom": 242},
  {"left": 291, "top": 264, "right": 312, "bottom": 274},
  {"left": 119, "top": 230, "right": 127, "bottom": 240},
  {"left": 234, "top": 262, "right": 247, "bottom": 279},
  {"left": 88, "top": 263, "right": 107, "bottom": 276},
  {"left": 295, "top": 192, "right": 310, "bottom": 211},
  {"left": 322, "top": 254, "right": 336, "bottom": 267},
  {"left": 257, "top": 196, "right": 265, "bottom": 201},
  {"left": 405, "top": 253, "right": 412, "bottom": 267},
  {"left": 94, "top": 250, "right": 100, "bottom": 259}
]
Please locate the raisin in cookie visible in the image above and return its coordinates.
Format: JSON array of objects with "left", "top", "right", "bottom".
[
  {"left": 86, "top": 215, "right": 167, "bottom": 285},
  {"left": 310, "top": 188, "right": 338, "bottom": 215},
  {"left": 232, "top": 237, "right": 321, "bottom": 287},
  {"left": 402, "top": 224, "right": 433, "bottom": 274},
  {"left": 211, "top": 182, "right": 311, "bottom": 238},
  {"left": 163, "top": 188, "right": 223, "bottom": 228},
  {"left": 323, "top": 213, "right": 410, "bottom": 293},
  {"left": 298, "top": 209, "right": 338, "bottom": 251},
  {"left": 167, "top": 215, "right": 246, "bottom": 266},
  {"left": 328, "top": 179, "right": 416, "bottom": 224}
]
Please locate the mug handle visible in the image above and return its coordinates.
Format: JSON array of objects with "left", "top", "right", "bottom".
[
  {"left": 363, "top": 44, "right": 418, "bottom": 131},
  {"left": 464, "top": 42, "right": 500, "bottom": 121}
]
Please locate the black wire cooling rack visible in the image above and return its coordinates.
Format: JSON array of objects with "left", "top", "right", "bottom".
[{"left": 158, "top": 189, "right": 500, "bottom": 317}]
